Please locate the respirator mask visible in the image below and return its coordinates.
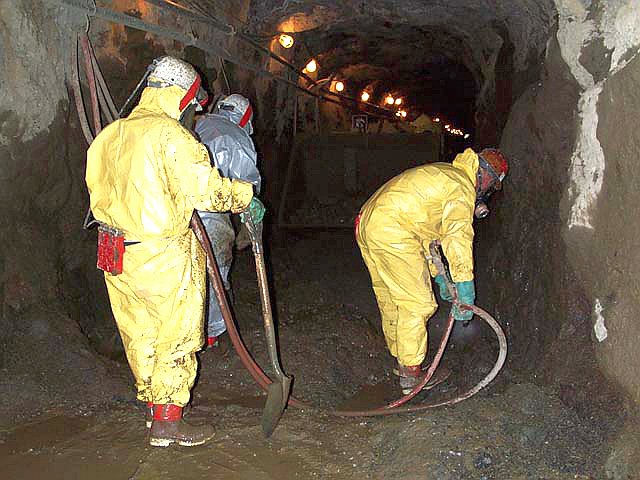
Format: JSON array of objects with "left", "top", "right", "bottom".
[
  {"left": 474, "top": 197, "right": 490, "bottom": 219},
  {"left": 474, "top": 155, "right": 502, "bottom": 219}
]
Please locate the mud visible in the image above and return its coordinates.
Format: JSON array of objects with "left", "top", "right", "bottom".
[{"left": 0, "top": 231, "right": 626, "bottom": 479}]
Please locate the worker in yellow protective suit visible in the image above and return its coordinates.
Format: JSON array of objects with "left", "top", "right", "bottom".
[
  {"left": 86, "top": 56, "right": 256, "bottom": 447},
  {"left": 356, "top": 148, "right": 508, "bottom": 394}
]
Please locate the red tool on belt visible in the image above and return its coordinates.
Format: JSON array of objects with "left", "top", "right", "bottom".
[
  {"left": 97, "top": 225, "right": 125, "bottom": 275},
  {"left": 354, "top": 213, "right": 362, "bottom": 239}
]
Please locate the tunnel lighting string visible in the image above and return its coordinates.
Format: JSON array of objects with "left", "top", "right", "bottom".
[
  {"left": 158, "top": 0, "right": 407, "bottom": 120},
  {"left": 51, "top": 0, "right": 317, "bottom": 94},
  {"left": 51, "top": 0, "right": 401, "bottom": 121},
  {"left": 142, "top": 0, "right": 403, "bottom": 119},
  {"left": 144, "top": 0, "right": 319, "bottom": 85}
]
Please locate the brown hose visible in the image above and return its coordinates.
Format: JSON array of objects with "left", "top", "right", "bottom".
[
  {"left": 191, "top": 213, "right": 278, "bottom": 393},
  {"left": 79, "top": 33, "right": 102, "bottom": 135},
  {"left": 87, "top": 39, "right": 119, "bottom": 120},
  {"left": 95, "top": 78, "right": 116, "bottom": 125},
  {"left": 191, "top": 214, "right": 508, "bottom": 417},
  {"left": 70, "top": 35, "right": 94, "bottom": 144}
]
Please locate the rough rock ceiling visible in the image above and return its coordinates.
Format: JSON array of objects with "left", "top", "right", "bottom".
[{"left": 246, "top": 0, "right": 556, "bottom": 126}]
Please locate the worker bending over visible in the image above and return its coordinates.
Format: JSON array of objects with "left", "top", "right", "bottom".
[{"left": 356, "top": 148, "right": 508, "bottom": 393}]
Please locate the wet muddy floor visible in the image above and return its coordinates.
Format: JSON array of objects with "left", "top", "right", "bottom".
[{"left": 0, "top": 231, "right": 624, "bottom": 479}]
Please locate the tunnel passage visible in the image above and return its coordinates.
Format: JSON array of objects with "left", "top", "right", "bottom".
[
  {"left": 2, "top": 0, "right": 640, "bottom": 478},
  {"left": 278, "top": 132, "right": 440, "bottom": 227}
]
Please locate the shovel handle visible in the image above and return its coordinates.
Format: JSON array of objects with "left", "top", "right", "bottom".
[{"left": 244, "top": 215, "right": 288, "bottom": 380}]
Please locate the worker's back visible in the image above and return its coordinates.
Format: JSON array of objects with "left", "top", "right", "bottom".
[
  {"left": 195, "top": 113, "right": 261, "bottom": 191},
  {"left": 87, "top": 87, "right": 212, "bottom": 241},
  {"left": 360, "top": 149, "right": 478, "bottom": 238}
]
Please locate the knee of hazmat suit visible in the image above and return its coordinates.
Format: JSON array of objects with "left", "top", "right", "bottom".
[
  {"left": 199, "top": 211, "right": 235, "bottom": 338},
  {"left": 357, "top": 148, "right": 480, "bottom": 367},
  {"left": 195, "top": 93, "right": 262, "bottom": 338},
  {"left": 85, "top": 56, "right": 254, "bottom": 406}
]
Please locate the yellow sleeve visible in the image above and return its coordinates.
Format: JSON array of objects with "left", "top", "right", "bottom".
[
  {"left": 440, "top": 197, "right": 475, "bottom": 282},
  {"left": 163, "top": 124, "right": 253, "bottom": 213}
]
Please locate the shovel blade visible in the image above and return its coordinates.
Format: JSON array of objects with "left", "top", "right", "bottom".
[{"left": 261, "top": 375, "right": 292, "bottom": 438}]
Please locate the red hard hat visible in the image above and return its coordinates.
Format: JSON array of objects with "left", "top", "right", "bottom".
[{"left": 480, "top": 148, "right": 508, "bottom": 181}]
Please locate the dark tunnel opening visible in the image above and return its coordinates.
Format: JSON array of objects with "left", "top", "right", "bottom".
[{"left": 2, "top": 0, "right": 640, "bottom": 478}]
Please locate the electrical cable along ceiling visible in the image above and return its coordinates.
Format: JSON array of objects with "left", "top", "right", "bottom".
[{"left": 246, "top": 0, "right": 556, "bottom": 127}]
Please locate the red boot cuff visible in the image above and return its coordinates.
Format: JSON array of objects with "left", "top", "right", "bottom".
[
  {"left": 399, "top": 364, "right": 422, "bottom": 378},
  {"left": 153, "top": 403, "right": 182, "bottom": 421}
]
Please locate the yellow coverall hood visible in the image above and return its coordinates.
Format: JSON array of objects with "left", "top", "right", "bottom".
[
  {"left": 451, "top": 148, "right": 479, "bottom": 187},
  {"left": 137, "top": 85, "right": 188, "bottom": 120},
  {"left": 357, "top": 148, "right": 479, "bottom": 366}
]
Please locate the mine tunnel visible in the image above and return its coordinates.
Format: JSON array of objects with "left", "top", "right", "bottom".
[{"left": 1, "top": 0, "right": 640, "bottom": 478}]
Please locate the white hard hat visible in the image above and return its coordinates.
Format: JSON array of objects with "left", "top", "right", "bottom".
[
  {"left": 215, "top": 94, "right": 253, "bottom": 132},
  {"left": 147, "top": 56, "right": 207, "bottom": 111}
]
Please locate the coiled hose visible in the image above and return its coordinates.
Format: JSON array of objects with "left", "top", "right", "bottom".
[{"left": 191, "top": 214, "right": 508, "bottom": 417}]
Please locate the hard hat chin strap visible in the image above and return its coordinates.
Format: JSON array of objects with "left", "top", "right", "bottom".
[
  {"left": 179, "top": 74, "right": 202, "bottom": 111},
  {"left": 119, "top": 66, "right": 154, "bottom": 118},
  {"left": 238, "top": 103, "right": 253, "bottom": 128}
]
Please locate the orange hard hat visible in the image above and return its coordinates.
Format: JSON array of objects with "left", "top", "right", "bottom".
[{"left": 479, "top": 148, "right": 508, "bottom": 181}]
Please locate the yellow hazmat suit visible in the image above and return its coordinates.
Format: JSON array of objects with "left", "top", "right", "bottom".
[
  {"left": 356, "top": 149, "right": 478, "bottom": 367},
  {"left": 86, "top": 85, "right": 253, "bottom": 406}
]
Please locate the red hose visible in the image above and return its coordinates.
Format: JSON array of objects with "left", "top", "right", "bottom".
[{"left": 191, "top": 215, "right": 508, "bottom": 417}]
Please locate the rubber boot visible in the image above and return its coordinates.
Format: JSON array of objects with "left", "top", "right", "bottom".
[
  {"left": 149, "top": 404, "right": 215, "bottom": 447},
  {"left": 145, "top": 401, "right": 153, "bottom": 428},
  {"left": 395, "top": 364, "right": 422, "bottom": 395}
]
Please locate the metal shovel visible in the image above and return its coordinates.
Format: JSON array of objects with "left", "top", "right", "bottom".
[{"left": 243, "top": 214, "right": 292, "bottom": 437}]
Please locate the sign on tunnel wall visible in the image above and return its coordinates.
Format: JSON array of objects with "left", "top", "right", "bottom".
[{"left": 280, "top": 133, "right": 440, "bottom": 227}]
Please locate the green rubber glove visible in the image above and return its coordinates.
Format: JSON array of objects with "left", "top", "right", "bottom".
[
  {"left": 453, "top": 280, "right": 475, "bottom": 322},
  {"left": 434, "top": 275, "right": 453, "bottom": 302},
  {"left": 240, "top": 197, "right": 265, "bottom": 224}
]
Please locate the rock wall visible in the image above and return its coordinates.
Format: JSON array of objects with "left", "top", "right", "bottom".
[
  {"left": 480, "top": 0, "right": 640, "bottom": 404},
  {"left": 0, "top": 0, "right": 125, "bottom": 426},
  {"left": 555, "top": 0, "right": 640, "bottom": 408},
  {"left": 478, "top": 1, "right": 640, "bottom": 474},
  {"left": 593, "top": 49, "right": 640, "bottom": 412}
]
